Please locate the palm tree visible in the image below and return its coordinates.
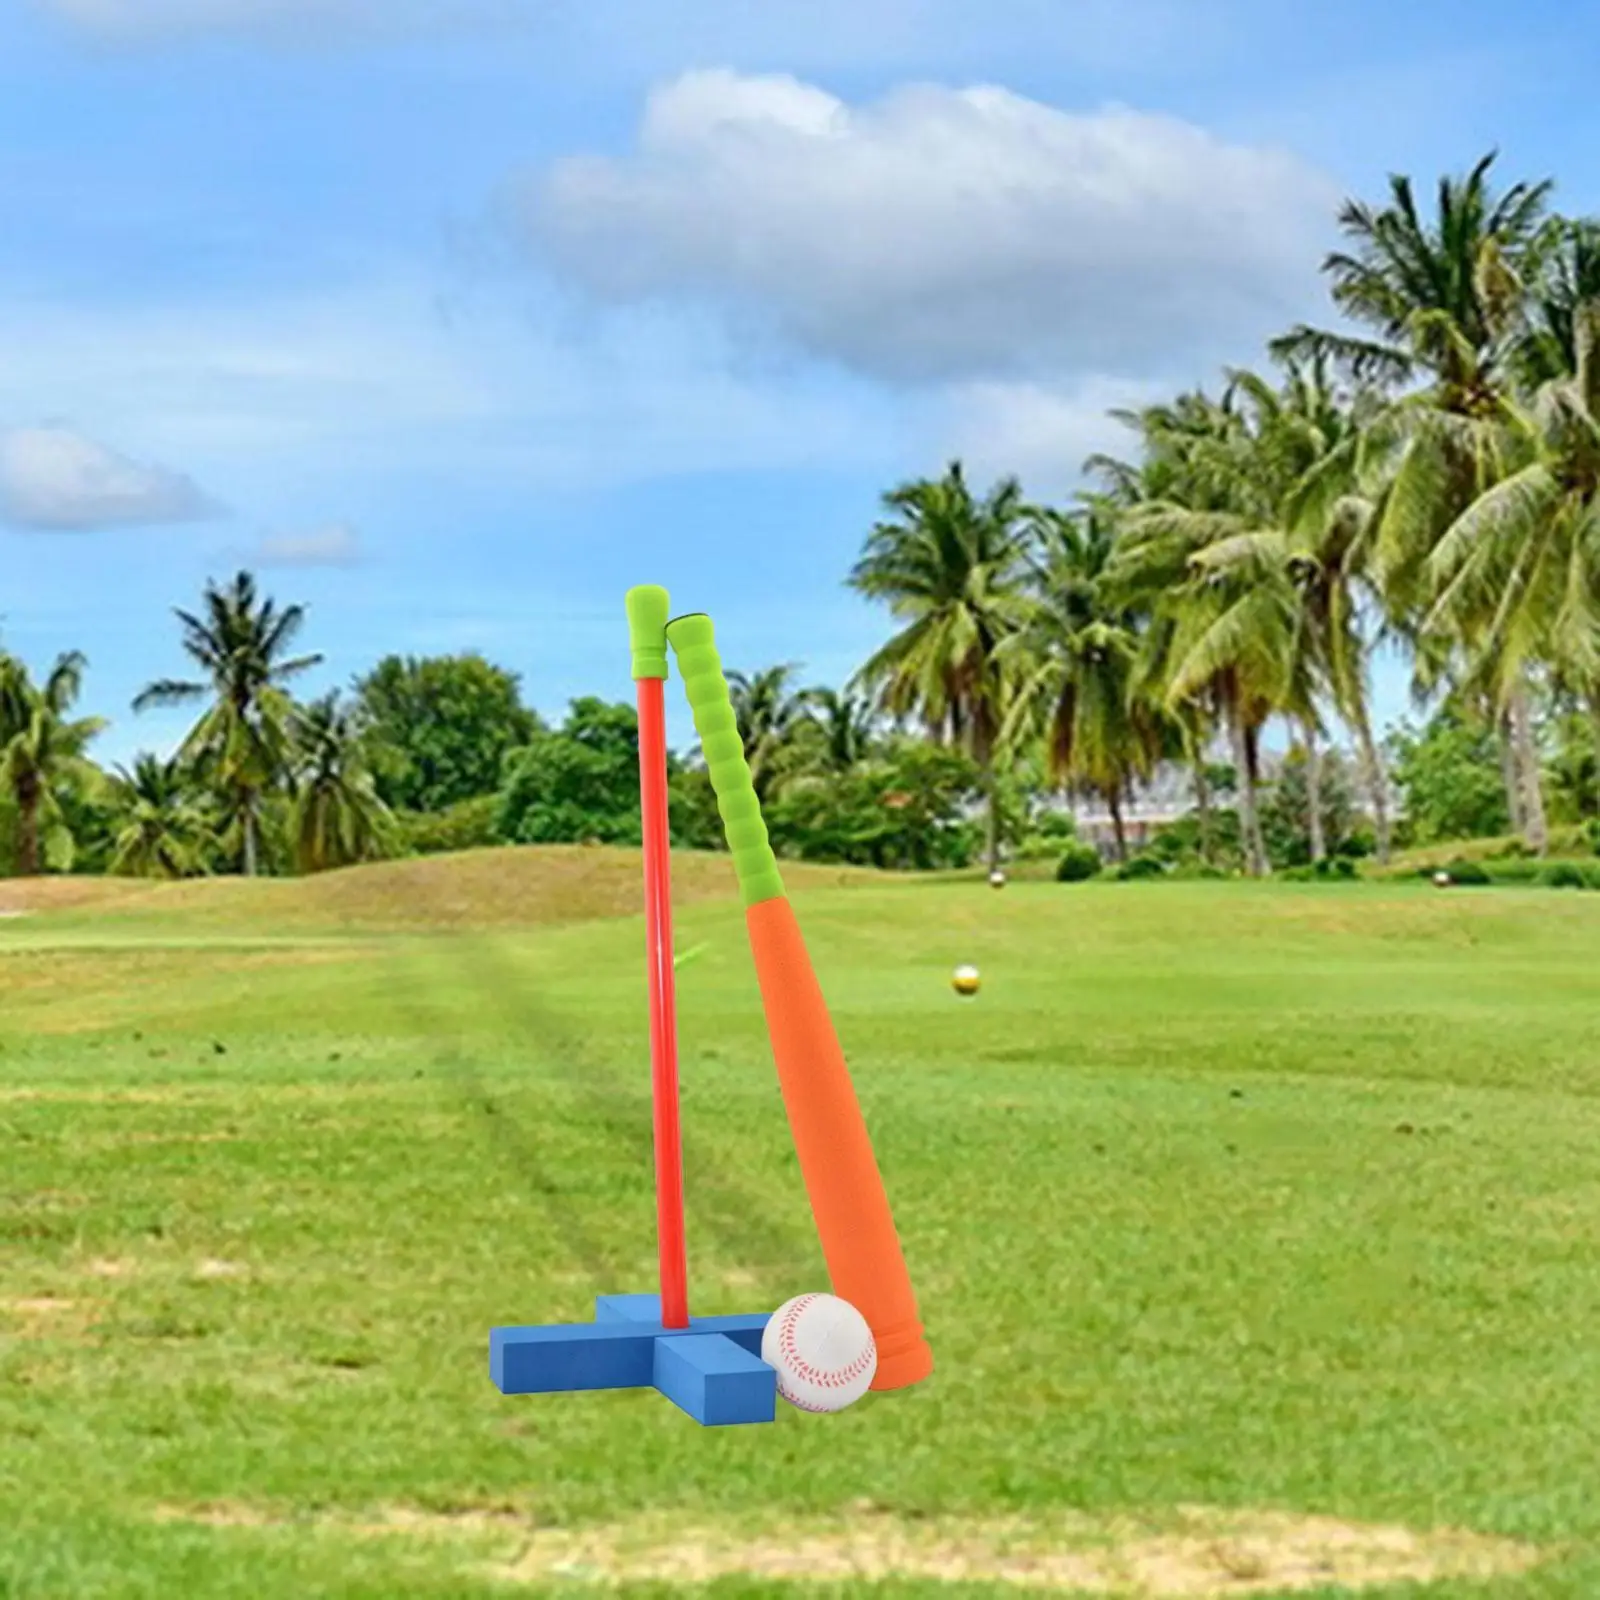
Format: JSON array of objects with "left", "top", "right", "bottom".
[
  {"left": 1515, "top": 216, "right": 1600, "bottom": 388},
  {"left": 1211, "top": 360, "right": 1403, "bottom": 861},
  {"left": 0, "top": 651, "right": 107, "bottom": 875},
  {"left": 1273, "top": 157, "right": 1563, "bottom": 850},
  {"left": 1282, "top": 479, "right": 1395, "bottom": 859},
  {"left": 133, "top": 571, "right": 322, "bottom": 876},
  {"left": 1271, "top": 151, "right": 1551, "bottom": 398},
  {"left": 289, "top": 693, "right": 397, "bottom": 874},
  {"left": 1002, "top": 501, "right": 1162, "bottom": 861},
  {"left": 723, "top": 664, "right": 809, "bottom": 801},
  {"left": 107, "top": 754, "right": 213, "bottom": 879},
  {"left": 1422, "top": 297, "right": 1600, "bottom": 827},
  {"left": 794, "top": 686, "right": 880, "bottom": 773},
  {"left": 848, "top": 460, "right": 1034, "bottom": 875},
  {"left": 1099, "top": 388, "right": 1295, "bottom": 876}
]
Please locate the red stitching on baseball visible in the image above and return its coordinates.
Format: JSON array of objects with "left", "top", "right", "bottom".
[{"left": 771, "top": 1296, "right": 876, "bottom": 1401}]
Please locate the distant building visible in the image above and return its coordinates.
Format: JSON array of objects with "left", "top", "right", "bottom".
[{"left": 1064, "top": 763, "right": 1199, "bottom": 858}]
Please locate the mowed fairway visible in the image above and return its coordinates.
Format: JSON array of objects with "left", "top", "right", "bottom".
[{"left": 2, "top": 852, "right": 1598, "bottom": 1597}]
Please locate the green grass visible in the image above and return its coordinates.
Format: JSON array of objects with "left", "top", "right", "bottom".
[{"left": 2, "top": 859, "right": 1599, "bottom": 1595}]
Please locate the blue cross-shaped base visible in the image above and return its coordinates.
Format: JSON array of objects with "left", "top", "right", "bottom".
[{"left": 490, "top": 1294, "right": 776, "bottom": 1426}]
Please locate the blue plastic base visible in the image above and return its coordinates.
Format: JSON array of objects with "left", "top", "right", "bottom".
[{"left": 490, "top": 1293, "right": 775, "bottom": 1426}]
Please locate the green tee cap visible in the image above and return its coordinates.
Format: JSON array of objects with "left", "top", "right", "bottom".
[{"left": 625, "top": 585, "right": 671, "bottom": 680}]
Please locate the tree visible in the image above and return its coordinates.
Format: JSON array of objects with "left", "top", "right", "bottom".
[
  {"left": 289, "top": 693, "right": 398, "bottom": 874},
  {"left": 352, "top": 653, "right": 542, "bottom": 814},
  {"left": 1099, "top": 387, "right": 1295, "bottom": 876},
  {"left": 1260, "top": 743, "right": 1359, "bottom": 868},
  {"left": 1386, "top": 703, "right": 1511, "bottom": 845},
  {"left": 1247, "top": 362, "right": 1398, "bottom": 860},
  {"left": 723, "top": 664, "right": 809, "bottom": 801},
  {"left": 1422, "top": 298, "right": 1600, "bottom": 827},
  {"left": 1271, "top": 151, "right": 1551, "bottom": 399},
  {"left": 134, "top": 572, "right": 321, "bottom": 876},
  {"left": 495, "top": 698, "right": 644, "bottom": 846},
  {"left": 1274, "top": 157, "right": 1560, "bottom": 853},
  {"left": 792, "top": 686, "right": 880, "bottom": 774},
  {"left": 0, "top": 650, "right": 107, "bottom": 875},
  {"left": 1516, "top": 216, "right": 1600, "bottom": 389},
  {"left": 1002, "top": 501, "right": 1162, "bottom": 861},
  {"left": 1545, "top": 696, "right": 1599, "bottom": 824},
  {"left": 107, "top": 754, "right": 213, "bottom": 879},
  {"left": 765, "top": 738, "right": 982, "bottom": 870},
  {"left": 848, "top": 460, "right": 1034, "bottom": 877},
  {"left": 667, "top": 764, "right": 726, "bottom": 852}
]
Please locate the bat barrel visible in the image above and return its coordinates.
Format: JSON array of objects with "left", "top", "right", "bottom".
[{"left": 747, "top": 897, "right": 933, "bottom": 1388}]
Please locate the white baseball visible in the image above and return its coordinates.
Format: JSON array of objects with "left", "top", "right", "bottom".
[{"left": 761, "top": 1293, "right": 877, "bottom": 1413}]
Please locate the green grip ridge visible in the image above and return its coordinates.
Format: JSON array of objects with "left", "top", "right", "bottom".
[
  {"left": 625, "top": 586, "right": 671, "bottom": 680},
  {"left": 665, "top": 613, "right": 786, "bottom": 907}
]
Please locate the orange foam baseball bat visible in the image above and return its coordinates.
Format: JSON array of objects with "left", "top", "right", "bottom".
[{"left": 665, "top": 612, "right": 933, "bottom": 1390}]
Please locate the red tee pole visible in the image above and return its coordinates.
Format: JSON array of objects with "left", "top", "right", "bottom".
[{"left": 629, "top": 590, "right": 689, "bottom": 1331}]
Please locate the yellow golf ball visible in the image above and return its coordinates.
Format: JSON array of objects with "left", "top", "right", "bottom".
[{"left": 952, "top": 964, "right": 981, "bottom": 996}]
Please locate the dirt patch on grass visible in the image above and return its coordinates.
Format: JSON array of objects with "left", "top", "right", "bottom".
[
  {"left": 3, "top": 1295, "right": 77, "bottom": 1315},
  {"left": 1, "top": 1293, "right": 101, "bottom": 1339},
  {"left": 483, "top": 1507, "right": 1541, "bottom": 1592},
  {"left": 193, "top": 1258, "right": 249, "bottom": 1279},
  {"left": 83, "top": 1258, "right": 136, "bottom": 1278},
  {"left": 149, "top": 1501, "right": 1543, "bottom": 1593}
]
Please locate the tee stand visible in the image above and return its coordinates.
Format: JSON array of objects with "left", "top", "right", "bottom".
[{"left": 488, "top": 585, "right": 776, "bottom": 1426}]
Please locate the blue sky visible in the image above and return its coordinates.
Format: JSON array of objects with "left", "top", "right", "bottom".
[{"left": 4, "top": 0, "right": 1599, "bottom": 767}]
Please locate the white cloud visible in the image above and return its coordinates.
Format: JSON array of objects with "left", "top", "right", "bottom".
[
  {"left": 0, "top": 275, "right": 904, "bottom": 504},
  {"left": 923, "top": 376, "right": 1173, "bottom": 502},
  {"left": 255, "top": 521, "right": 362, "bottom": 566},
  {"left": 0, "top": 425, "right": 221, "bottom": 531},
  {"left": 521, "top": 72, "right": 1339, "bottom": 385}
]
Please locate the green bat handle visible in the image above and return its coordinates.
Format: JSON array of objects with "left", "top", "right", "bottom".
[
  {"left": 625, "top": 585, "right": 671, "bottom": 680},
  {"left": 665, "top": 613, "right": 785, "bottom": 908}
]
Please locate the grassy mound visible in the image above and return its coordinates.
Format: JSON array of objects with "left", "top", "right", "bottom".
[{"left": 0, "top": 845, "right": 887, "bottom": 933}]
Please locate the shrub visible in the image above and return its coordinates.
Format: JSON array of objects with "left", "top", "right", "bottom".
[
  {"left": 1015, "top": 833, "right": 1074, "bottom": 862},
  {"left": 1541, "top": 861, "right": 1586, "bottom": 889},
  {"left": 396, "top": 794, "right": 501, "bottom": 856},
  {"left": 1445, "top": 858, "right": 1491, "bottom": 886},
  {"left": 1485, "top": 857, "right": 1541, "bottom": 884},
  {"left": 1299, "top": 857, "right": 1358, "bottom": 881},
  {"left": 1055, "top": 842, "right": 1103, "bottom": 882},
  {"left": 1018, "top": 811, "right": 1080, "bottom": 859},
  {"left": 1112, "top": 854, "right": 1166, "bottom": 881},
  {"left": 1279, "top": 859, "right": 1356, "bottom": 881},
  {"left": 1588, "top": 817, "right": 1600, "bottom": 857}
]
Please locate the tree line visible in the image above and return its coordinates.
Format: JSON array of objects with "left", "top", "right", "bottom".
[
  {"left": 5, "top": 151, "right": 1598, "bottom": 882},
  {"left": 0, "top": 570, "right": 1014, "bottom": 880},
  {"left": 840, "top": 152, "right": 1600, "bottom": 878}
]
